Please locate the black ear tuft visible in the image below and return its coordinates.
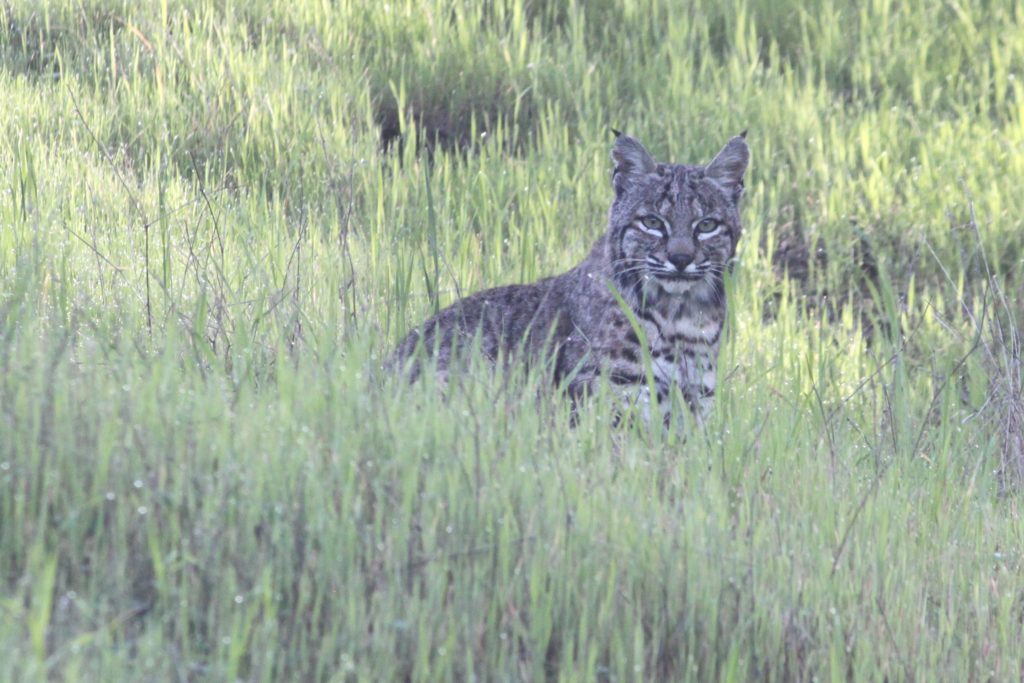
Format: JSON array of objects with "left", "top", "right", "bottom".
[
  {"left": 612, "top": 135, "right": 655, "bottom": 172},
  {"left": 611, "top": 127, "right": 623, "bottom": 138},
  {"left": 705, "top": 135, "right": 750, "bottom": 202},
  {"left": 611, "top": 134, "right": 656, "bottom": 197},
  {"left": 739, "top": 129, "right": 748, "bottom": 139}
]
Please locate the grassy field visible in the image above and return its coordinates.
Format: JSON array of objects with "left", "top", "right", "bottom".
[{"left": 2, "top": 0, "right": 1024, "bottom": 680}]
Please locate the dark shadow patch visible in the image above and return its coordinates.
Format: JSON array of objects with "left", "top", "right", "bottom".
[
  {"left": 1, "top": 3, "right": 123, "bottom": 80},
  {"left": 767, "top": 207, "right": 829, "bottom": 286},
  {"left": 372, "top": 79, "right": 540, "bottom": 157}
]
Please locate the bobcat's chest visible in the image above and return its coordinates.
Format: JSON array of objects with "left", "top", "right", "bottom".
[
  {"left": 646, "top": 319, "right": 719, "bottom": 383},
  {"left": 601, "top": 305, "right": 720, "bottom": 380},
  {"left": 637, "top": 303, "right": 722, "bottom": 410},
  {"left": 640, "top": 303, "right": 721, "bottom": 356}
]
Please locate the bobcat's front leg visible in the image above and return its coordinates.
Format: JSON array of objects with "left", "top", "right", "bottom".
[{"left": 679, "top": 350, "right": 717, "bottom": 424}]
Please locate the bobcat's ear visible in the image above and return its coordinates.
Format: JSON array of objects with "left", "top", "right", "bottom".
[
  {"left": 611, "top": 134, "right": 656, "bottom": 197},
  {"left": 705, "top": 135, "right": 750, "bottom": 202}
]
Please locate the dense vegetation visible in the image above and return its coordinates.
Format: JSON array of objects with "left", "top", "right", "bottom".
[{"left": 2, "top": 0, "right": 1023, "bottom": 679}]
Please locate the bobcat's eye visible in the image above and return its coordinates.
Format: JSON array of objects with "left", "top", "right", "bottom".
[
  {"left": 638, "top": 215, "right": 665, "bottom": 235},
  {"left": 694, "top": 218, "right": 721, "bottom": 234}
]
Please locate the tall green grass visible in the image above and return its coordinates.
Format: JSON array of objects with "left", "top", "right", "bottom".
[{"left": 2, "top": 0, "right": 1023, "bottom": 680}]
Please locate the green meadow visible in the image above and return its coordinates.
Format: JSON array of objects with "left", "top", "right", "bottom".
[{"left": 2, "top": 0, "right": 1023, "bottom": 679}]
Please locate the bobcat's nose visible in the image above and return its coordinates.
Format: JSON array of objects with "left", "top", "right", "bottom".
[{"left": 666, "top": 252, "right": 694, "bottom": 272}]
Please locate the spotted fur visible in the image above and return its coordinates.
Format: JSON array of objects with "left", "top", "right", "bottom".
[{"left": 389, "top": 133, "right": 750, "bottom": 425}]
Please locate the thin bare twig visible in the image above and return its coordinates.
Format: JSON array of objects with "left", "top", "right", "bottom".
[{"left": 68, "top": 87, "right": 153, "bottom": 336}]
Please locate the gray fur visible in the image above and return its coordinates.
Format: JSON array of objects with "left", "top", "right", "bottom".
[{"left": 389, "top": 134, "right": 750, "bottom": 424}]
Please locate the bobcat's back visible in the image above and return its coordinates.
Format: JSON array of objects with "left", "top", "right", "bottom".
[{"left": 389, "top": 276, "right": 572, "bottom": 384}]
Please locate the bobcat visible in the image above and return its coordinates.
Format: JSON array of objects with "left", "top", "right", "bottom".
[{"left": 389, "top": 132, "right": 749, "bottom": 424}]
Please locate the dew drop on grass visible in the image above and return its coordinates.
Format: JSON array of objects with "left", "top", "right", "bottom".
[
  {"left": 0, "top": 462, "right": 8, "bottom": 470},
  {"left": 137, "top": 506, "right": 148, "bottom": 515},
  {"left": 134, "top": 479, "right": 144, "bottom": 488},
  {"left": 234, "top": 594, "right": 244, "bottom": 604},
  {"left": 445, "top": 525, "right": 453, "bottom": 534},
  {"left": 105, "top": 492, "right": 116, "bottom": 501}
]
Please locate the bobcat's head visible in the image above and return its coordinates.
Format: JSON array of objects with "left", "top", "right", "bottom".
[{"left": 607, "top": 133, "right": 749, "bottom": 304}]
